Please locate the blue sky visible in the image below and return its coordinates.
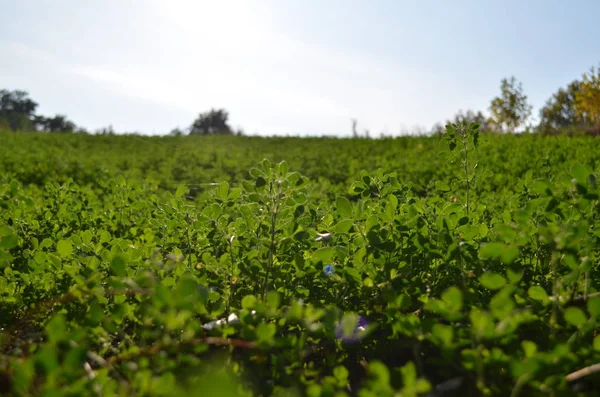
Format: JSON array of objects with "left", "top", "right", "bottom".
[{"left": 1, "top": 0, "right": 599, "bottom": 136}]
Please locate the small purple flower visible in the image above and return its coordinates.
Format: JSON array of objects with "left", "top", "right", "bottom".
[
  {"left": 324, "top": 264, "right": 335, "bottom": 277},
  {"left": 335, "top": 314, "right": 368, "bottom": 344}
]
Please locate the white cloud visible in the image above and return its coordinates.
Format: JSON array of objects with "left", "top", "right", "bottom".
[
  {"left": 0, "top": 39, "right": 57, "bottom": 65},
  {"left": 1, "top": 1, "right": 458, "bottom": 135},
  {"left": 56, "top": 0, "right": 441, "bottom": 135}
]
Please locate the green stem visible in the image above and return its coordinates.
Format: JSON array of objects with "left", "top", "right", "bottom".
[
  {"left": 461, "top": 129, "right": 470, "bottom": 217},
  {"left": 262, "top": 184, "right": 279, "bottom": 300},
  {"left": 226, "top": 236, "right": 236, "bottom": 313}
]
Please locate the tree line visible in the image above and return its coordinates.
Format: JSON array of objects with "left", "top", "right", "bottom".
[
  {"left": 1, "top": 63, "right": 599, "bottom": 136},
  {"left": 0, "top": 89, "right": 240, "bottom": 136},
  {"left": 430, "top": 63, "right": 600, "bottom": 135},
  {"left": 0, "top": 90, "right": 82, "bottom": 133}
]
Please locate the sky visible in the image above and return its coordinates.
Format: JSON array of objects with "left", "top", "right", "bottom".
[{"left": 1, "top": 0, "right": 599, "bottom": 137}]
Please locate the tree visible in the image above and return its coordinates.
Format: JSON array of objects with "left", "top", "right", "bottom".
[
  {"left": 489, "top": 77, "right": 532, "bottom": 132},
  {"left": 169, "top": 127, "right": 184, "bottom": 136},
  {"left": 0, "top": 89, "right": 38, "bottom": 131},
  {"left": 36, "top": 114, "right": 76, "bottom": 133},
  {"left": 433, "top": 109, "right": 496, "bottom": 134},
  {"left": 574, "top": 65, "right": 600, "bottom": 128},
  {"left": 189, "top": 109, "right": 233, "bottom": 135},
  {"left": 538, "top": 80, "right": 586, "bottom": 131},
  {"left": 96, "top": 125, "right": 116, "bottom": 135},
  {"left": 0, "top": 89, "right": 81, "bottom": 133},
  {"left": 452, "top": 109, "right": 495, "bottom": 132},
  {"left": 351, "top": 119, "right": 358, "bottom": 138}
]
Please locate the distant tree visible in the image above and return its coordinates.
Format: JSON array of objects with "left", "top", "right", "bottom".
[
  {"left": 538, "top": 80, "right": 587, "bottom": 131},
  {"left": 0, "top": 89, "right": 38, "bottom": 115},
  {"left": 0, "top": 89, "right": 83, "bottom": 133},
  {"left": 169, "top": 127, "right": 184, "bottom": 136},
  {"left": 0, "top": 89, "right": 38, "bottom": 131},
  {"left": 36, "top": 114, "right": 76, "bottom": 132},
  {"left": 453, "top": 109, "right": 495, "bottom": 132},
  {"left": 189, "top": 109, "right": 233, "bottom": 135},
  {"left": 489, "top": 77, "right": 532, "bottom": 132},
  {"left": 433, "top": 109, "right": 496, "bottom": 134},
  {"left": 96, "top": 125, "right": 116, "bottom": 135},
  {"left": 574, "top": 65, "right": 600, "bottom": 128},
  {"left": 431, "top": 122, "right": 445, "bottom": 135},
  {"left": 351, "top": 118, "right": 358, "bottom": 138}
]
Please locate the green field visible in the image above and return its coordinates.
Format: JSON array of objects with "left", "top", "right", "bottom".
[{"left": 1, "top": 128, "right": 600, "bottom": 396}]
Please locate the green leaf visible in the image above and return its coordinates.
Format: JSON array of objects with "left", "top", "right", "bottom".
[
  {"left": 36, "top": 345, "right": 59, "bottom": 373},
  {"left": 522, "top": 340, "right": 537, "bottom": 358},
  {"left": 490, "top": 288, "right": 515, "bottom": 319},
  {"left": 175, "top": 185, "right": 188, "bottom": 198},
  {"left": 56, "top": 239, "right": 73, "bottom": 258},
  {"left": 255, "top": 176, "right": 266, "bottom": 188},
  {"left": 227, "top": 188, "right": 241, "bottom": 201},
  {"left": 100, "top": 231, "right": 112, "bottom": 243},
  {"left": 262, "top": 158, "right": 272, "bottom": 172},
  {"left": 400, "top": 361, "right": 417, "bottom": 388},
  {"left": 344, "top": 267, "right": 362, "bottom": 283},
  {"left": 46, "top": 314, "right": 67, "bottom": 343},
  {"left": 306, "top": 384, "right": 322, "bottom": 397},
  {"left": 267, "top": 291, "right": 280, "bottom": 309},
  {"left": 110, "top": 255, "right": 127, "bottom": 277},
  {"left": 530, "top": 180, "right": 553, "bottom": 196},
  {"left": 336, "top": 197, "right": 352, "bottom": 218},
  {"left": 367, "top": 361, "right": 390, "bottom": 385},
  {"left": 588, "top": 297, "right": 600, "bottom": 318},
  {"left": 479, "top": 242, "right": 519, "bottom": 264},
  {"left": 313, "top": 247, "right": 335, "bottom": 263},
  {"left": 479, "top": 223, "right": 489, "bottom": 238},
  {"left": 507, "top": 269, "right": 521, "bottom": 284},
  {"left": 594, "top": 335, "right": 600, "bottom": 351},
  {"left": 469, "top": 308, "right": 495, "bottom": 339},
  {"left": 216, "top": 181, "right": 229, "bottom": 201},
  {"left": 333, "top": 366, "right": 349, "bottom": 382},
  {"left": 242, "top": 295, "right": 257, "bottom": 310},
  {"left": 0, "top": 226, "right": 14, "bottom": 238},
  {"left": 480, "top": 272, "right": 507, "bottom": 290},
  {"left": 86, "top": 303, "right": 104, "bottom": 326},
  {"left": 0, "top": 233, "right": 18, "bottom": 250},
  {"left": 431, "top": 324, "right": 453, "bottom": 347},
  {"left": 442, "top": 203, "right": 463, "bottom": 215},
  {"left": 564, "top": 307, "right": 587, "bottom": 327},
  {"left": 249, "top": 167, "right": 264, "bottom": 178},
  {"left": 528, "top": 286, "right": 549, "bottom": 302},
  {"left": 435, "top": 180, "right": 450, "bottom": 191},
  {"left": 334, "top": 219, "right": 354, "bottom": 233},
  {"left": 572, "top": 162, "right": 591, "bottom": 184},
  {"left": 255, "top": 323, "right": 276, "bottom": 344},
  {"left": 276, "top": 160, "right": 288, "bottom": 176},
  {"left": 442, "top": 286, "right": 463, "bottom": 313}
]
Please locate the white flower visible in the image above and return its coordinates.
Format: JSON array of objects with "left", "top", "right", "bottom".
[
  {"left": 315, "top": 232, "right": 332, "bottom": 242},
  {"left": 201, "top": 311, "right": 256, "bottom": 331}
]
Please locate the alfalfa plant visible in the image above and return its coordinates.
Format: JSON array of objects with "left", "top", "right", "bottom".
[
  {"left": 244, "top": 159, "right": 309, "bottom": 300},
  {"left": 442, "top": 122, "right": 482, "bottom": 218}
]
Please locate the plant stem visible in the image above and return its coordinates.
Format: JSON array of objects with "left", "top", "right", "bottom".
[
  {"left": 461, "top": 128, "right": 470, "bottom": 217},
  {"left": 262, "top": 183, "right": 279, "bottom": 300},
  {"left": 227, "top": 236, "right": 236, "bottom": 313}
]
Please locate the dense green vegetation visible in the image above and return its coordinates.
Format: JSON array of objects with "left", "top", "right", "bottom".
[{"left": 1, "top": 128, "right": 600, "bottom": 396}]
